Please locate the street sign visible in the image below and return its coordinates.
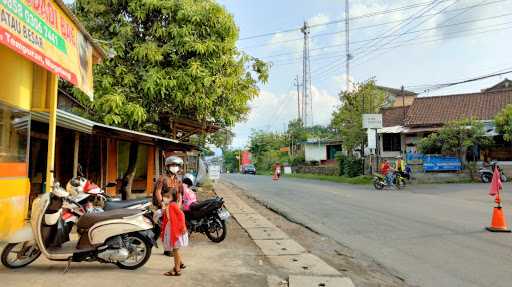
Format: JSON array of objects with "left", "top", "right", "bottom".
[
  {"left": 284, "top": 166, "right": 292, "bottom": 174},
  {"left": 367, "top": 129, "right": 377, "bottom": 149},
  {"left": 362, "top": 114, "right": 383, "bottom": 129},
  {"left": 208, "top": 164, "right": 221, "bottom": 181}
]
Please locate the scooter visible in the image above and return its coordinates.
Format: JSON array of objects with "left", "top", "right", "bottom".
[
  {"left": 185, "top": 197, "right": 230, "bottom": 243},
  {"left": 479, "top": 161, "right": 508, "bottom": 183},
  {"left": 373, "top": 171, "right": 407, "bottom": 190},
  {"left": 150, "top": 196, "right": 230, "bottom": 243},
  {"left": 1, "top": 182, "right": 155, "bottom": 270},
  {"left": 66, "top": 177, "right": 151, "bottom": 212}
]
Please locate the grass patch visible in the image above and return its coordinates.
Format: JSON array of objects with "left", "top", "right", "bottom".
[{"left": 284, "top": 173, "right": 372, "bottom": 185}]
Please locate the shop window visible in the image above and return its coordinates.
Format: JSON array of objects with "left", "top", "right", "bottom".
[
  {"left": 382, "top": 134, "right": 401, "bottom": 152},
  {"left": 0, "top": 103, "right": 30, "bottom": 172}
]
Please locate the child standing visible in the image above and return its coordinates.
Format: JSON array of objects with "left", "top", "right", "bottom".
[{"left": 161, "top": 188, "right": 188, "bottom": 276}]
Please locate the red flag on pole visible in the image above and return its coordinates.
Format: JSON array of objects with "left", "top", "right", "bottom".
[{"left": 489, "top": 167, "right": 502, "bottom": 197}]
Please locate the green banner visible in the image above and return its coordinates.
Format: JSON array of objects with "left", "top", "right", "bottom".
[{"left": 1, "top": 0, "right": 67, "bottom": 53}]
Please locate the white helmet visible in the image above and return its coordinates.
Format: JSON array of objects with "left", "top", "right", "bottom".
[
  {"left": 66, "top": 177, "right": 86, "bottom": 197},
  {"left": 165, "top": 156, "right": 184, "bottom": 166},
  {"left": 183, "top": 173, "right": 195, "bottom": 186}
]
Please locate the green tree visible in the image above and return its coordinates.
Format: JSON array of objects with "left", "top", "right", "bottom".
[
  {"left": 71, "top": 0, "right": 268, "bottom": 198},
  {"left": 72, "top": 0, "right": 268, "bottom": 132},
  {"left": 495, "top": 104, "right": 512, "bottom": 141},
  {"left": 208, "top": 129, "right": 235, "bottom": 152},
  {"left": 330, "top": 80, "right": 385, "bottom": 155},
  {"left": 417, "top": 119, "right": 492, "bottom": 162},
  {"left": 222, "top": 149, "right": 240, "bottom": 173},
  {"left": 248, "top": 130, "right": 287, "bottom": 171}
]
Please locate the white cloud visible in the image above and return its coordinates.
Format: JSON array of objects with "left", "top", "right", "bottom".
[
  {"left": 309, "top": 85, "right": 339, "bottom": 126},
  {"left": 309, "top": 13, "right": 330, "bottom": 31},
  {"left": 333, "top": 73, "right": 356, "bottom": 92}
]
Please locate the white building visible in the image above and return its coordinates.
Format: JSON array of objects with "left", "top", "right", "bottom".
[{"left": 303, "top": 139, "right": 342, "bottom": 164}]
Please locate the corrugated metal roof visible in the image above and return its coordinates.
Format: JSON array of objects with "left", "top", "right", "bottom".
[
  {"left": 31, "top": 110, "right": 95, "bottom": 134},
  {"left": 31, "top": 109, "right": 181, "bottom": 144}
]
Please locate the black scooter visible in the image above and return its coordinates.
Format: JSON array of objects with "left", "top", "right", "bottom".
[{"left": 185, "top": 197, "right": 230, "bottom": 242}]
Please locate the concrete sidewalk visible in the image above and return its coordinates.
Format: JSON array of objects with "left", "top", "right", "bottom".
[
  {"left": 0, "top": 188, "right": 281, "bottom": 287},
  {"left": 215, "top": 182, "right": 355, "bottom": 287}
]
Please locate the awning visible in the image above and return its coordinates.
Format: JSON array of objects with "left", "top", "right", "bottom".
[
  {"left": 377, "top": 126, "right": 404, "bottom": 134},
  {"left": 32, "top": 110, "right": 95, "bottom": 134},
  {"left": 31, "top": 110, "right": 197, "bottom": 151}
]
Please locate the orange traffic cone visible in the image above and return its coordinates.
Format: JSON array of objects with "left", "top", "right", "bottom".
[{"left": 486, "top": 206, "right": 511, "bottom": 232}]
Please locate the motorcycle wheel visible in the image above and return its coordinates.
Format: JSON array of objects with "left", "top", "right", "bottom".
[
  {"left": 1, "top": 242, "right": 41, "bottom": 269},
  {"left": 481, "top": 173, "right": 492, "bottom": 183},
  {"left": 206, "top": 216, "right": 227, "bottom": 243},
  {"left": 373, "top": 180, "right": 384, "bottom": 190},
  {"left": 501, "top": 175, "right": 508, "bottom": 182},
  {"left": 116, "top": 233, "right": 152, "bottom": 270}
]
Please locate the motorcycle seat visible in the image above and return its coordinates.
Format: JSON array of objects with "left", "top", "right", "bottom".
[
  {"left": 77, "top": 209, "right": 142, "bottom": 230},
  {"left": 103, "top": 198, "right": 150, "bottom": 211}
]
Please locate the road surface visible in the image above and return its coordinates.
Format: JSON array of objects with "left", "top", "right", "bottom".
[{"left": 223, "top": 174, "right": 512, "bottom": 287}]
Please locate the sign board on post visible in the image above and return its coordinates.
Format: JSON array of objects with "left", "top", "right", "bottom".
[
  {"left": 362, "top": 114, "right": 383, "bottom": 129},
  {"left": 0, "top": 0, "right": 98, "bottom": 98},
  {"left": 367, "top": 129, "right": 377, "bottom": 149},
  {"left": 208, "top": 164, "right": 221, "bottom": 181},
  {"left": 284, "top": 166, "right": 292, "bottom": 174}
]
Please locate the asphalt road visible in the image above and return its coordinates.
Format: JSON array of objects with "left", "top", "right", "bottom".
[{"left": 222, "top": 174, "right": 512, "bottom": 287}]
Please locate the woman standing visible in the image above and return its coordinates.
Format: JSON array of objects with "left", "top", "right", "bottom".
[
  {"left": 153, "top": 155, "right": 185, "bottom": 256},
  {"left": 161, "top": 188, "right": 188, "bottom": 276}
]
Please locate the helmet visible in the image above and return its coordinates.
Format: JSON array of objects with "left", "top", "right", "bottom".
[
  {"left": 183, "top": 173, "right": 195, "bottom": 186},
  {"left": 52, "top": 183, "right": 69, "bottom": 198},
  {"left": 165, "top": 156, "right": 184, "bottom": 166},
  {"left": 66, "top": 177, "right": 86, "bottom": 196}
]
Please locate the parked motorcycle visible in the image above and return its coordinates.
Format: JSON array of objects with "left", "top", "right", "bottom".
[
  {"left": 479, "top": 161, "right": 508, "bottom": 183},
  {"left": 1, "top": 182, "right": 155, "bottom": 270},
  {"left": 373, "top": 171, "right": 407, "bottom": 190},
  {"left": 186, "top": 197, "right": 230, "bottom": 242},
  {"left": 66, "top": 177, "right": 151, "bottom": 212},
  {"left": 151, "top": 196, "right": 230, "bottom": 243}
]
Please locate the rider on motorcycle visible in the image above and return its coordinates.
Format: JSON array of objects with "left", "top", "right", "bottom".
[{"left": 380, "top": 160, "right": 395, "bottom": 186}]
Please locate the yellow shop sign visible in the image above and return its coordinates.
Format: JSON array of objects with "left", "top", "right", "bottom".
[{"left": 0, "top": 0, "right": 96, "bottom": 98}]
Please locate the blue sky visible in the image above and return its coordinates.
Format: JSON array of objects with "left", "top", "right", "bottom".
[{"left": 217, "top": 0, "right": 512, "bottom": 148}]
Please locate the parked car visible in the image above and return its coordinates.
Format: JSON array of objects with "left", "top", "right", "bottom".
[{"left": 242, "top": 164, "right": 256, "bottom": 175}]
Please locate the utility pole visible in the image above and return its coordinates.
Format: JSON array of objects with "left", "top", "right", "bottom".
[
  {"left": 293, "top": 75, "right": 302, "bottom": 123},
  {"left": 301, "top": 21, "right": 312, "bottom": 127},
  {"left": 401, "top": 85, "right": 406, "bottom": 125},
  {"left": 345, "top": 0, "right": 351, "bottom": 93}
]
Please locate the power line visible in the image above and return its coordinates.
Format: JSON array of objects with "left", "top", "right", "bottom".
[
  {"left": 241, "top": 0, "right": 507, "bottom": 49},
  {"left": 238, "top": 0, "right": 456, "bottom": 41},
  {"left": 353, "top": 0, "right": 490, "bottom": 67},
  {"left": 271, "top": 11, "right": 511, "bottom": 67},
  {"left": 351, "top": 20, "right": 512, "bottom": 71},
  {"left": 312, "top": 0, "right": 452, "bottom": 81},
  {"left": 409, "top": 67, "right": 512, "bottom": 94},
  {"left": 354, "top": 0, "right": 450, "bottom": 66},
  {"left": 306, "top": 0, "right": 449, "bottom": 79},
  {"left": 252, "top": 0, "right": 509, "bottom": 60},
  {"left": 312, "top": 21, "right": 512, "bottom": 82}
]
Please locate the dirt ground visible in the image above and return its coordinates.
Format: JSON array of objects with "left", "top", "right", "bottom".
[
  {"left": 0, "top": 188, "right": 285, "bottom": 287},
  {"left": 221, "top": 180, "right": 411, "bottom": 287}
]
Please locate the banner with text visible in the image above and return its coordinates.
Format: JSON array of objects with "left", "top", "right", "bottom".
[{"left": 0, "top": 0, "right": 95, "bottom": 98}]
